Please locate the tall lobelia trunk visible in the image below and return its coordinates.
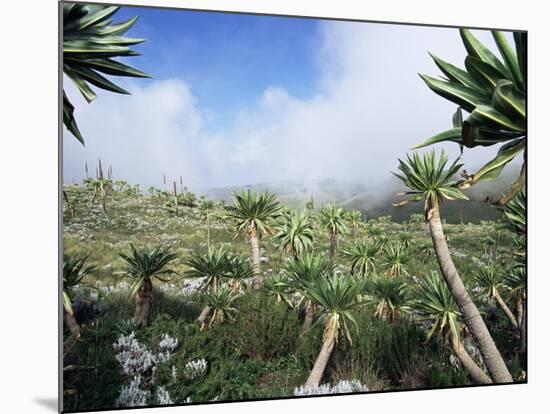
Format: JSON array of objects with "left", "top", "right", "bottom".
[
  {"left": 380, "top": 302, "right": 389, "bottom": 321},
  {"left": 64, "top": 310, "right": 81, "bottom": 336},
  {"left": 493, "top": 291, "right": 518, "bottom": 329},
  {"left": 173, "top": 181, "right": 179, "bottom": 216},
  {"left": 450, "top": 336, "right": 492, "bottom": 384},
  {"left": 134, "top": 277, "right": 153, "bottom": 327},
  {"left": 98, "top": 159, "right": 107, "bottom": 213},
  {"left": 303, "top": 300, "right": 315, "bottom": 332},
  {"left": 305, "top": 327, "right": 336, "bottom": 387},
  {"left": 206, "top": 212, "right": 211, "bottom": 247},
  {"left": 428, "top": 204, "right": 512, "bottom": 383},
  {"left": 250, "top": 223, "right": 262, "bottom": 289},
  {"left": 518, "top": 296, "right": 526, "bottom": 354},
  {"left": 197, "top": 305, "right": 212, "bottom": 330},
  {"left": 328, "top": 232, "right": 337, "bottom": 259}
]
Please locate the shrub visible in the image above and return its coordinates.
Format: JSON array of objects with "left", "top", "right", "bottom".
[
  {"left": 222, "top": 293, "right": 302, "bottom": 361},
  {"left": 375, "top": 321, "right": 425, "bottom": 385}
]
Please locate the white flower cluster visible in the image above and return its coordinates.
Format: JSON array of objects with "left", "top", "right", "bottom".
[
  {"left": 155, "top": 386, "right": 174, "bottom": 405},
  {"left": 293, "top": 380, "right": 369, "bottom": 396},
  {"left": 158, "top": 334, "right": 179, "bottom": 363},
  {"left": 113, "top": 332, "right": 157, "bottom": 378},
  {"left": 113, "top": 332, "right": 179, "bottom": 408},
  {"left": 183, "top": 358, "right": 208, "bottom": 380},
  {"left": 115, "top": 375, "right": 151, "bottom": 408}
]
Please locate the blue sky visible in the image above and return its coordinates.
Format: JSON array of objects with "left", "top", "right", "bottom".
[
  {"left": 115, "top": 7, "right": 321, "bottom": 136},
  {"left": 64, "top": 5, "right": 518, "bottom": 191}
]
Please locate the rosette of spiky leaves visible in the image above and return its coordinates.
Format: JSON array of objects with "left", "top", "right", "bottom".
[
  {"left": 415, "top": 29, "right": 526, "bottom": 197},
  {"left": 398, "top": 229, "right": 413, "bottom": 248},
  {"left": 365, "top": 275, "right": 410, "bottom": 322},
  {"left": 225, "top": 254, "right": 254, "bottom": 290},
  {"left": 474, "top": 265, "right": 506, "bottom": 300},
  {"left": 273, "top": 209, "right": 315, "bottom": 257},
  {"left": 119, "top": 244, "right": 178, "bottom": 296},
  {"left": 319, "top": 204, "right": 349, "bottom": 237},
  {"left": 339, "top": 239, "right": 380, "bottom": 277},
  {"left": 412, "top": 271, "right": 462, "bottom": 342},
  {"left": 263, "top": 273, "right": 294, "bottom": 307},
  {"left": 393, "top": 150, "right": 468, "bottom": 218},
  {"left": 511, "top": 236, "right": 526, "bottom": 268},
  {"left": 504, "top": 265, "right": 526, "bottom": 301},
  {"left": 366, "top": 224, "right": 383, "bottom": 237},
  {"left": 382, "top": 242, "right": 410, "bottom": 277},
  {"left": 347, "top": 210, "right": 363, "bottom": 235},
  {"left": 226, "top": 190, "right": 281, "bottom": 238},
  {"left": 301, "top": 273, "right": 364, "bottom": 344},
  {"left": 183, "top": 246, "right": 233, "bottom": 292},
  {"left": 199, "top": 199, "right": 215, "bottom": 221},
  {"left": 409, "top": 213, "right": 425, "bottom": 228},
  {"left": 416, "top": 239, "right": 434, "bottom": 261},
  {"left": 501, "top": 190, "right": 526, "bottom": 236},
  {"left": 63, "top": 255, "right": 97, "bottom": 314},
  {"left": 202, "top": 285, "right": 239, "bottom": 327},
  {"left": 282, "top": 253, "right": 333, "bottom": 291},
  {"left": 63, "top": 3, "right": 150, "bottom": 144}
]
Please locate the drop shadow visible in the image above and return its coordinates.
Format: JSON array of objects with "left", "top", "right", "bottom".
[{"left": 34, "top": 397, "right": 58, "bottom": 412}]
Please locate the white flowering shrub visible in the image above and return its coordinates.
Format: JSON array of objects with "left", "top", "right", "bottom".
[
  {"left": 113, "top": 332, "right": 157, "bottom": 380},
  {"left": 294, "top": 380, "right": 369, "bottom": 396},
  {"left": 183, "top": 358, "right": 208, "bottom": 380},
  {"left": 115, "top": 375, "right": 151, "bottom": 408},
  {"left": 294, "top": 383, "right": 331, "bottom": 396},
  {"left": 155, "top": 386, "right": 173, "bottom": 405},
  {"left": 158, "top": 334, "right": 179, "bottom": 363},
  {"left": 331, "top": 380, "right": 369, "bottom": 393},
  {"left": 113, "top": 332, "right": 179, "bottom": 407}
]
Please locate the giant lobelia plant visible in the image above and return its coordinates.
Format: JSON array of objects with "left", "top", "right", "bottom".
[{"left": 415, "top": 29, "right": 526, "bottom": 204}]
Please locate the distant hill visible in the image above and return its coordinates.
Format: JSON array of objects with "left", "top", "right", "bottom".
[
  {"left": 201, "top": 165, "right": 522, "bottom": 223},
  {"left": 340, "top": 166, "right": 522, "bottom": 223},
  {"left": 202, "top": 179, "right": 371, "bottom": 209}
]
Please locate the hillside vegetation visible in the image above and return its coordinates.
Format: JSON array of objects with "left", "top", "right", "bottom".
[{"left": 62, "top": 180, "right": 525, "bottom": 411}]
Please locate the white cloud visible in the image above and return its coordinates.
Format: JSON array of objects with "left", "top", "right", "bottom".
[
  {"left": 64, "top": 21, "right": 518, "bottom": 191},
  {"left": 64, "top": 78, "right": 210, "bottom": 188}
]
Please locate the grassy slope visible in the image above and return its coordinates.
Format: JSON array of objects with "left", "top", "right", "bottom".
[{"left": 62, "top": 183, "right": 521, "bottom": 410}]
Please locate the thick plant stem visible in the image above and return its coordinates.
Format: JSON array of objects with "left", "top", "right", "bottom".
[
  {"left": 197, "top": 305, "right": 211, "bottom": 324},
  {"left": 451, "top": 336, "right": 493, "bottom": 384},
  {"left": 328, "top": 232, "right": 337, "bottom": 259},
  {"left": 428, "top": 205, "right": 512, "bottom": 383},
  {"left": 206, "top": 214, "right": 211, "bottom": 247},
  {"left": 305, "top": 330, "right": 335, "bottom": 387},
  {"left": 303, "top": 301, "right": 314, "bottom": 332},
  {"left": 250, "top": 223, "right": 262, "bottom": 289},
  {"left": 518, "top": 296, "right": 526, "bottom": 354},
  {"left": 494, "top": 291, "right": 518, "bottom": 329},
  {"left": 134, "top": 277, "right": 153, "bottom": 327},
  {"left": 64, "top": 310, "right": 81, "bottom": 337},
  {"left": 492, "top": 161, "right": 525, "bottom": 206}
]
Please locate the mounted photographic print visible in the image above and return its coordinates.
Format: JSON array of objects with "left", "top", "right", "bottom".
[{"left": 60, "top": 1, "right": 527, "bottom": 412}]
